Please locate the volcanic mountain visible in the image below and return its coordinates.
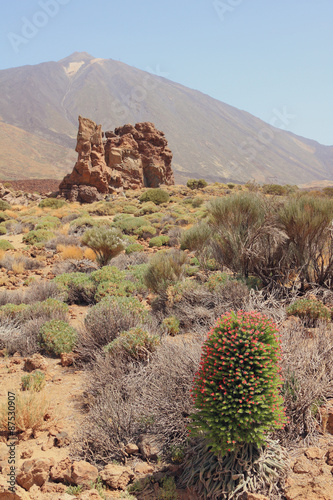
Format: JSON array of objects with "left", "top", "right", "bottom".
[{"left": 0, "top": 51, "right": 332, "bottom": 185}]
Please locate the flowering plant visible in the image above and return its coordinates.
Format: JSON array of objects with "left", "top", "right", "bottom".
[{"left": 190, "top": 310, "right": 286, "bottom": 455}]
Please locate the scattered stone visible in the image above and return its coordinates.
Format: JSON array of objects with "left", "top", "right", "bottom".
[
  {"left": 326, "top": 447, "right": 333, "bottom": 465},
  {"left": 137, "top": 434, "right": 161, "bottom": 461},
  {"left": 305, "top": 447, "right": 327, "bottom": 460},
  {"left": 23, "top": 354, "right": 48, "bottom": 372},
  {"left": 134, "top": 462, "right": 154, "bottom": 474},
  {"left": 16, "top": 457, "right": 54, "bottom": 490},
  {"left": 293, "top": 456, "right": 313, "bottom": 474},
  {"left": 54, "top": 432, "right": 71, "bottom": 448},
  {"left": 71, "top": 461, "right": 99, "bottom": 487},
  {"left": 50, "top": 458, "right": 72, "bottom": 484},
  {"left": 78, "top": 490, "right": 103, "bottom": 500},
  {"left": 41, "top": 482, "right": 67, "bottom": 494},
  {"left": 41, "top": 436, "right": 55, "bottom": 451},
  {"left": 19, "top": 429, "right": 33, "bottom": 442},
  {"left": 60, "top": 352, "right": 78, "bottom": 367},
  {"left": 0, "top": 475, "right": 31, "bottom": 499},
  {"left": 100, "top": 464, "right": 134, "bottom": 490},
  {"left": 125, "top": 443, "right": 139, "bottom": 455},
  {"left": 20, "top": 449, "right": 33, "bottom": 459}
]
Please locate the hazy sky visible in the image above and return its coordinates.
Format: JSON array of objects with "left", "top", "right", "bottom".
[{"left": 1, "top": 0, "right": 332, "bottom": 145}]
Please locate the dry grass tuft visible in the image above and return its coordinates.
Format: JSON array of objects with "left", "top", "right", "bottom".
[
  {"left": 57, "top": 244, "right": 84, "bottom": 260},
  {"left": 0, "top": 392, "right": 53, "bottom": 435},
  {"left": 12, "top": 261, "right": 25, "bottom": 274}
]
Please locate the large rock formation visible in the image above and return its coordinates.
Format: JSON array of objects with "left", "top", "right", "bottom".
[{"left": 59, "top": 116, "right": 174, "bottom": 202}]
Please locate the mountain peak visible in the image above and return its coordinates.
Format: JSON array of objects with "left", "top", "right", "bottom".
[{"left": 59, "top": 52, "right": 95, "bottom": 64}]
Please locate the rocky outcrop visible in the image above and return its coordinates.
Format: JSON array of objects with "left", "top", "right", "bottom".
[{"left": 59, "top": 116, "right": 174, "bottom": 202}]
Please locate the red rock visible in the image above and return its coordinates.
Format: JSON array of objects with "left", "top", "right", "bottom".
[
  {"left": 23, "top": 354, "right": 48, "bottom": 372},
  {"left": 71, "top": 461, "right": 98, "bottom": 486},
  {"left": 326, "top": 446, "right": 333, "bottom": 465},
  {"left": 134, "top": 462, "right": 154, "bottom": 474},
  {"left": 16, "top": 457, "right": 54, "bottom": 490},
  {"left": 50, "top": 457, "right": 72, "bottom": 484},
  {"left": 99, "top": 464, "right": 134, "bottom": 490},
  {"left": 59, "top": 116, "right": 174, "bottom": 201},
  {"left": 60, "top": 352, "right": 78, "bottom": 367}
]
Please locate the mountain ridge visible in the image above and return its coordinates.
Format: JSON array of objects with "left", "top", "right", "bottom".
[{"left": 0, "top": 52, "right": 332, "bottom": 184}]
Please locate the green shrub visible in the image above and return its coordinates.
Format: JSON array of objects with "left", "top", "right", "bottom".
[
  {"left": 191, "top": 197, "right": 204, "bottom": 208},
  {"left": 0, "top": 239, "right": 14, "bottom": 250},
  {"left": 23, "top": 229, "right": 54, "bottom": 246},
  {"left": 286, "top": 298, "right": 331, "bottom": 327},
  {"left": 180, "top": 222, "right": 211, "bottom": 252},
  {"left": 104, "top": 327, "right": 159, "bottom": 361},
  {"left": 262, "top": 184, "right": 287, "bottom": 196},
  {"left": 227, "top": 183, "right": 235, "bottom": 189},
  {"left": 139, "top": 188, "right": 170, "bottom": 205},
  {"left": 161, "top": 316, "right": 180, "bottom": 336},
  {"left": 278, "top": 195, "right": 333, "bottom": 288},
  {"left": 113, "top": 216, "right": 147, "bottom": 234},
  {"left": 149, "top": 235, "right": 170, "bottom": 247},
  {"left": 144, "top": 250, "right": 188, "bottom": 296},
  {"left": 187, "top": 179, "right": 208, "bottom": 190},
  {"left": 134, "top": 225, "right": 156, "bottom": 239},
  {"left": 0, "top": 211, "right": 9, "bottom": 223},
  {"left": 139, "top": 201, "right": 160, "bottom": 214},
  {"left": 21, "top": 370, "right": 45, "bottom": 392},
  {"left": 35, "top": 216, "right": 61, "bottom": 230},
  {"left": 206, "top": 271, "right": 231, "bottom": 291},
  {"left": 94, "top": 280, "right": 135, "bottom": 302},
  {"left": 190, "top": 310, "right": 286, "bottom": 455},
  {"left": 39, "top": 319, "right": 77, "bottom": 355},
  {"left": 0, "top": 200, "right": 11, "bottom": 211},
  {"left": 125, "top": 243, "right": 145, "bottom": 254},
  {"left": 0, "top": 226, "right": 6, "bottom": 235},
  {"left": 53, "top": 273, "right": 96, "bottom": 305},
  {"left": 82, "top": 227, "right": 124, "bottom": 266},
  {"left": 323, "top": 187, "right": 333, "bottom": 197},
  {"left": 39, "top": 198, "right": 66, "bottom": 209}
]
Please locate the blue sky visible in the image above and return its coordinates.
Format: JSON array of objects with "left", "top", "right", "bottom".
[{"left": 1, "top": 0, "right": 333, "bottom": 145}]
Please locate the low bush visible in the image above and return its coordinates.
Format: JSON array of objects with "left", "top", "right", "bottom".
[
  {"left": 125, "top": 243, "right": 144, "bottom": 254},
  {"left": 77, "top": 296, "right": 150, "bottom": 362},
  {"left": 23, "top": 229, "right": 54, "bottom": 246},
  {"left": 0, "top": 200, "right": 11, "bottom": 210},
  {"left": 39, "top": 198, "right": 66, "bottom": 209},
  {"left": 104, "top": 327, "right": 160, "bottom": 361},
  {"left": 39, "top": 319, "right": 77, "bottom": 355},
  {"left": 144, "top": 250, "right": 188, "bottom": 297},
  {"left": 0, "top": 392, "right": 52, "bottom": 435},
  {"left": 278, "top": 321, "right": 333, "bottom": 445},
  {"left": 148, "top": 235, "right": 170, "bottom": 247},
  {"left": 134, "top": 225, "right": 156, "bottom": 239},
  {"left": 53, "top": 273, "right": 96, "bottom": 305},
  {"left": 0, "top": 239, "right": 14, "bottom": 251},
  {"left": 113, "top": 215, "right": 147, "bottom": 234},
  {"left": 161, "top": 316, "right": 180, "bottom": 336},
  {"left": 35, "top": 216, "right": 61, "bottom": 231},
  {"left": 21, "top": 370, "right": 46, "bottom": 392},
  {"left": 82, "top": 227, "right": 124, "bottom": 267},
  {"left": 262, "top": 183, "right": 287, "bottom": 196},
  {"left": 74, "top": 337, "right": 202, "bottom": 464},
  {"left": 139, "top": 201, "right": 160, "bottom": 214},
  {"left": 286, "top": 298, "right": 331, "bottom": 327},
  {"left": 187, "top": 179, "right": 208, "bottom": 190},
  {"left": 139, "top": 188, "right": 170, "bottom": 205}
]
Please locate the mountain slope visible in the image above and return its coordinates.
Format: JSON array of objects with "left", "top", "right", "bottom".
[{"left": 0, "top": 52, "right": 332, "bottom": 184}]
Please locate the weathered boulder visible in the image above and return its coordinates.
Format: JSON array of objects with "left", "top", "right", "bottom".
[
  {"left": 70, "top": 461, "right": 98, "bottom": 487},
  {"left": 59, "top": 116, "right": 174, "bottom": 201},
  {"left": 99, "top": 464, "right": 134, "bottom": 490},
  {"left": 16, "top": 458, "right": 54, "bottom": 491}
]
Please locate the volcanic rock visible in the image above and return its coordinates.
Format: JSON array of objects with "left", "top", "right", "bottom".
[{"left": 59, "top": 116, "right": 174, "bottom": 201}]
